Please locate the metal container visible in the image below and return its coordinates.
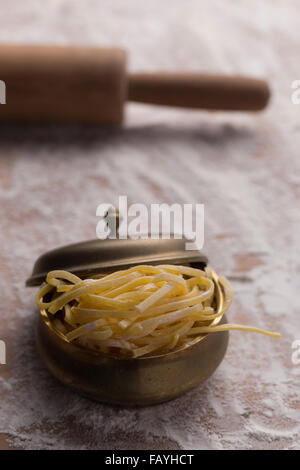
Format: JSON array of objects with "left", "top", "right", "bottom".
[{"left": 27, "top": 238, "right": 229, "bottom": 406}]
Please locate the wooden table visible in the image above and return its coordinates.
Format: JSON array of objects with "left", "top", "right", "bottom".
[{"left": 0, "top": 0, "right": 299, "bottom": 450}]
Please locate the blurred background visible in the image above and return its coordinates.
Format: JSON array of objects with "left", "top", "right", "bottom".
[{"left": 0, "top": 0, "right": 299, "bottom": 450}]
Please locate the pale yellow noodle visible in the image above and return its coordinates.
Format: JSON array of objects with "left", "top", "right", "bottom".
[{"left": 36, "top": 264, "right": 280, "bottom": 358}]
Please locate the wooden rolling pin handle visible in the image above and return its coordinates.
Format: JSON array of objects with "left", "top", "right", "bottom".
[{"left": 128, "top": 73, "right": 270, "bottom": 111}]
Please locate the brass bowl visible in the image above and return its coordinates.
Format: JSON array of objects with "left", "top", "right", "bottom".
[
  {"left": 29, "top": 238, "right": 229, "bottom": 406},
  {"left": 37, "top": 315, "right": 228, "bottom": 406},
  {"left": 36, "top": 275, "right": 229, "bottom": 406}
]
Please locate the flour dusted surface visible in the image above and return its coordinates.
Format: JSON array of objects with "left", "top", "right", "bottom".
[{"left": 0, "top": 0, "right": 299, "bottom": 449}]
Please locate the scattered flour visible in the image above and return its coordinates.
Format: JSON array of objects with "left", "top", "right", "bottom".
[{"left": 0, "top": 0, "right": 299, "bottom": 450}]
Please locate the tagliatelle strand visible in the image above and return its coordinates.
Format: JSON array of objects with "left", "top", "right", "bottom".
[
  {"left": 36, "top": 265, "right": 280, "bottom": 358},
  {"left": 187, "top": 323, "right": 280, "bottom": 337}
]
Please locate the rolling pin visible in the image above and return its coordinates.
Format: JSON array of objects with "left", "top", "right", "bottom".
[{"left": 0, "top": 44, "right": 270, "bottom": 124}]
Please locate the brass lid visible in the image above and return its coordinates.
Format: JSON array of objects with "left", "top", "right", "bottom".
[{"left": 26, "top": 237, "right": 208, "bottom": 286}]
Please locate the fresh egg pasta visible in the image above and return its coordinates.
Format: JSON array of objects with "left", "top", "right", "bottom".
[{"left": 36, "top": 265, "right": 280, "bottom": 358}]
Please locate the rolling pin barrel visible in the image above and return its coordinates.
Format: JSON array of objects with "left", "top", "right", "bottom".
[
  {"left": 0, "top": 45, "right": 127, "bottom": 124},
  {"left": 0, "top": 44, "right": 270, "bottom": 125}
]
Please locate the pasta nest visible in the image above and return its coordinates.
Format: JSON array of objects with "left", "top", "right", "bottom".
[{"left": 36, "top": 264, "right": 279, "bottom": 358}]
